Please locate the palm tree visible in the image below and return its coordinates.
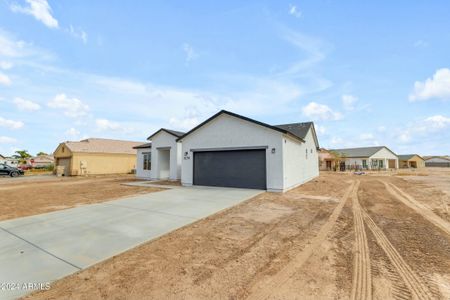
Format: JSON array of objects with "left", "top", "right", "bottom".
[{"left": 13, "top": 150, "right": 32, "bottom": 164}]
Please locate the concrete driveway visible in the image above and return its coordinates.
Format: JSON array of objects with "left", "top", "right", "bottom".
[{"left": 0, "top": 185, "right": 262, "bottom": 300}]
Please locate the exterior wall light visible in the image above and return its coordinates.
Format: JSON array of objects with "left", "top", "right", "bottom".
[{"left": 271, "top": 148, "right": 276, "bottom": 154}]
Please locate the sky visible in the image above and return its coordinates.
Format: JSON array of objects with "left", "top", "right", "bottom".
[{"left": 0, "top": 0, "right": 449, "bottom": 156}]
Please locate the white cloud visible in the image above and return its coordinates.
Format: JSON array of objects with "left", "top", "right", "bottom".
[
  {"left": 288, "top": 4, "right": 302, "bottom": 18},
  {"left": 47, "top": 94, "right": 89, "bottom": 118},
  {"left": 424, "top": 115, "right": 450, "bottom": 129},
  {"left": 396, "top": 115, "right": 450, "bottom": 144},
  {"left": 0, "top": 61, "right": 13, "bottom": 70},
  {"left": 342, "top": 94, "right": 358, "bottom": 111},
  {"left": 0, "top": 72, "right": 12, "bottom": 86},
  {"left": 10, "top": 0, "right": 58, "bottom": 28},
  {"left": 409, "top": 68, "right": 450, "bottom": 101},
  {"left": 302, "top": 102, "right": 342, "bottom": 121},
  {"left": 69, "top": 25, "right": 88, "bottom": 44},
  {"left": 0, "top": 117, "right": 24, "bottom": 129},
  {"left": 13, "top": 97, "right": 41, "bottom": 111},
  {"left": 0, "top": 136, "right": 17, "bottom": 144},
  {"left": 65, "top": 127, "right": 80, "bottom": 137},
  {"left": 95, "top": 119, "right": 122, "bottom": 131},
  {"left": 279, "top": 29, "right": 330, "bottom": 76},
  {"left": 0, "top": 30, "right": 27, "bottom": 57},
  {"left": 377, "top": 126, "right": 386, "bottom": 133},
  {"left": 182, "top": 43, "right": 198, "bottom": 63},
  {"left": 315, "top": 125, "right": 326, "bottom": 135}
]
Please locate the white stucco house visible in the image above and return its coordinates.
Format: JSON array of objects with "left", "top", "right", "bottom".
[
  {"left": 135, "top": 110, "right": 320, "bottom": 192},
  {"left": 330, "top": 146, "right": 399, "bottom": 170},
  {"left": 134, "top": 128, "right": 184, "bottom": 180}
]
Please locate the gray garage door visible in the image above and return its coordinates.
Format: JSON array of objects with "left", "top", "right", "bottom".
[{"left": 193, "top": 149, "right": 266, "bottom": 190}]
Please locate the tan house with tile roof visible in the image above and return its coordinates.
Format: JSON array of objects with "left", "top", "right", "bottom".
[{"left": 53, "top": 138, "right": 141, "bottom": 176}]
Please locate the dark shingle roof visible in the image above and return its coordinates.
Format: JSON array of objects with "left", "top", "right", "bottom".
[
  {"left": 330, "top": 146, "right": 386, "bottom": 158},
  {"left": 147, "top": 128, "right": 186, "bottom": 140},
  {"left": 133, "top": 142, "right": 152, "bottom": 149},
  {"left": 275, "top": 122, "right": 313, "bottom": 140},
  {"left": 398, "top": 154, "right": 423, "bottom": 161}
]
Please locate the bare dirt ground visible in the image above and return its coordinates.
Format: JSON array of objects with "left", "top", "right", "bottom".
[
  {"left": 0, "top": 175, "right": 162, "bottom": 221},
  {"left": 25, "top": 169, "right": 450, "bottom": 299}
]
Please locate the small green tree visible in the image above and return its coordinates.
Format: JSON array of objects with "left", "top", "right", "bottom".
[
  {"left": 329, "top": 150, "right": 346, "bottom": 171},
  {"left": 13, "top": 150, "right": 32, "bottom": 164},
  {"left": 36, "top": 151, "right": 48, "bottom": 156}
]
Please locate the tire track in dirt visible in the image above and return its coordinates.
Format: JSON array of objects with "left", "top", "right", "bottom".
[
  {"left": 361, "top": 208, "right": 434, "bottom": 300},
  {"left": 247, "top": 180, "right": 356, "bottom": 300},
  {"left": 381, "top": 180, "right": 450, "bottom": 236},
  {"left": 351, "top": 180, "right": 372, "bottom": 300}
]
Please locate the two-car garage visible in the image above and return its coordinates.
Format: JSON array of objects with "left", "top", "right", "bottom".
[
  {"left": 177, "top": 110, "right": 320, "bottom": 192},
  {"left": 193, "top": 149, "right": 267, "bottom": 190}
]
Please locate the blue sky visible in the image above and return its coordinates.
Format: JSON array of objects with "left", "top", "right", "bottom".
[{"left": 0, "top": 0, "right": 449, "bottom": 156}]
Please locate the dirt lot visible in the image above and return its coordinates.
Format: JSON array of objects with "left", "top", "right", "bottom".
[
  {"left": 0, "top": 175, "right": 162, "bottom": 221},
  {"left": 23, "top": 169, "right": 450, "bottom": 299}
]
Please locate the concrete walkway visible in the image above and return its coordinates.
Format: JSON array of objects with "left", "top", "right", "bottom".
[{"left": 0, "top": 186, "right": 262, "bottom": 300}]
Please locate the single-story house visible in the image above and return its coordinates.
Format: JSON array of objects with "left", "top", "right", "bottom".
[
  {"left": 330, "top": 146, "right": 398, "bottom": 170},
  {"left": 26, "top": 155, "right": 55, "bottom": 168},
  {"left": 133, "top": 128, "right": 184, "bottom": 180},
  {"left": 53, "top": 138, "right": 141, "bottom": 176},
  {"left": 398, "top": 154, "right": 425, "bottom": 168},
  {"left": 0, "top": 154, "right": 19, "bottom": 167},
  {"left": 424, "top": 156, "right": 450, "bottom": 167},
  {"left": 136, "top": 110, "right": 320, "bottom": 192},
  {"left": 319, "top": 148, "right": 338, "bottom": 171}
]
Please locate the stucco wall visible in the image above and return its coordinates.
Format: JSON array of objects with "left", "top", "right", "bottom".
[
  {"left": 150, "top": 130, "right": 181, "bottom": 180},
  {"left": 283, "top": 128, "right": 319, "bottom": 190},
  {"left": 180, "top": 113, "right": 284, "bottom": 191},
  {"left": 136, "top": 148, "right": 152, "bottom": 179},
  {"left": 70, "top": 153, "right": 136, "bottom": 175},
  {"left": 399, "top": 155, "right": 425, "bottom": 168},
  {"left": 370, "top": 147, "right": 398, "bottom": 169}
]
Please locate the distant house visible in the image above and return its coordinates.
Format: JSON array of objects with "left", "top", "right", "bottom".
[
  {"left": 398, "top": 154, "right": 425, "bottom": 168},
  {"left": 0, "top": 154, "right": 20, "bottom": 167},
  {"left": 319, "top": 148, "right": 338, "bottom": 171},
  {"left": 330, "top": 146, "right": 398, "bottom": 170},
  {"left": 424, "top": 156, "right": 450, "bottom": 168},
  {"left": 26, "top": 155, "right": 55, "bottom": 168},
  {"left": 53, "top": 138, "right": 141, "bottom": 176}
]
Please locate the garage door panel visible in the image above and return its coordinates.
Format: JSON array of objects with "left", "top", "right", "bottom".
[{"left": 193, "top": 150, "right": 266, "bottom": 190}]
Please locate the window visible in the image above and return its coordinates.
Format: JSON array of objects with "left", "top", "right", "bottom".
[
  {"left": 143, "top": 152, "right": 151, "bottom": 170},
  {"left": 362, "top": 160, "right": 367, "bottom": 168},
  {"left": 379, "top": 160, "right": 384, "bottom": 168},
  {"left": 305, "top": 148, "right": 308, "bottom": 159}
]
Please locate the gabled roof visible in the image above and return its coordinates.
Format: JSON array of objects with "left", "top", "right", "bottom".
[
  {"left": 398, "top": 154, "right": 423, "bottom": 161},
  {"left": 0, "top": 154, "right": 5, "bottom": 159},
  {"left": 176, "top": 110, "right": 306, "bottom": 143},
  {"left": 57, "top": 138, "right": 141, "bottom": 155},
  {"left": 147, "top": 128, "right": 185, "bottom": 140},
  {"left": 330, "top": 146, "right": 396, "bottom": 158},
  {"left": 275, "top": 122, "right": 319, "bottom": 148},
  {"left": 133, "top": 142, "right": 152, "bottom": 149}
]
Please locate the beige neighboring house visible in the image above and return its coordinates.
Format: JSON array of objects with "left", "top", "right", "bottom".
[
  {"left": 398, "top": 154, "right": 425, "bottom": 168},
  {"left": 53, "top": 138, "right": 141, "bottom": 176},
  {"left": 319, "top": 148, "right": 338, "bottom": 171}
]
